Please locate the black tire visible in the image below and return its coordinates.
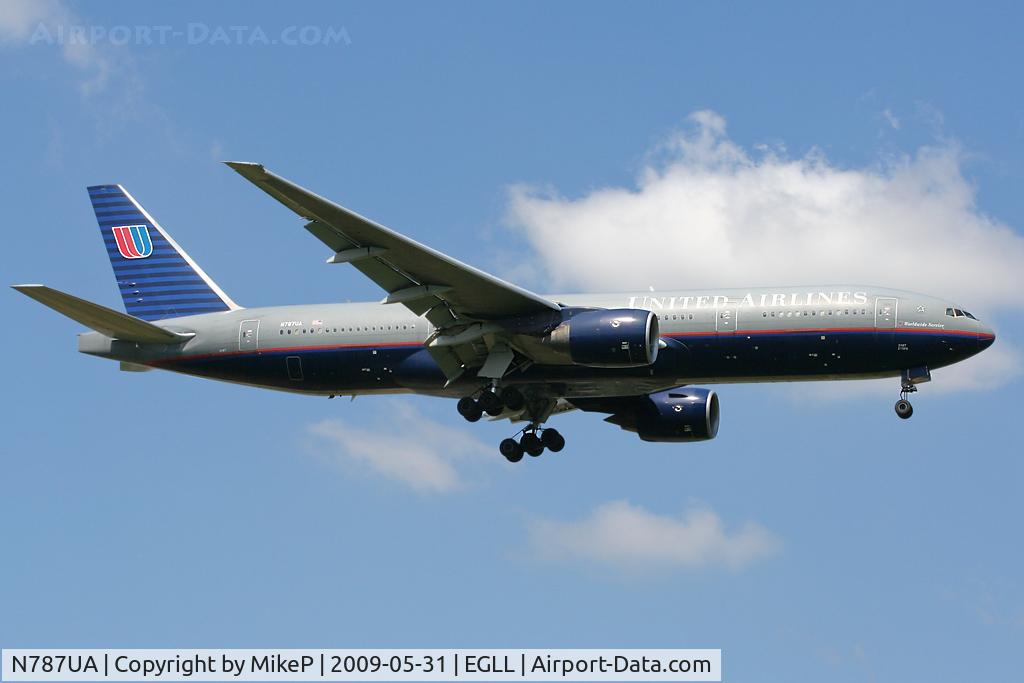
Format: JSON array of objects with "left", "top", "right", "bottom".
[
  {"left": 895, "top": 399, "right": 913, "bottom": 419},
  {"left": 457, "top": 396, "right": 476, "bottom": 416},
  {"left": 520, "top": 433, "right": 544, "bottom": 457},
  {"left": 499, "top": 438, "right": 524, "bottom": 462},
  {"left": 541, "top": 428, "right": 565, "bottom": 453},
  {"left": 479, "top": 390, "right": 504, "bottom": 416},
  {"left": 458, "top": 397, "right": 482, "bottom": 422},
  {"left": 500, "top": 386, "right": 526, "bottom": 411}
]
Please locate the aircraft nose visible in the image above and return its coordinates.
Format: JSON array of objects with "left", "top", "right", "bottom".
[{"left": 978, "top": 324, "right": 996, "bottom": 351}]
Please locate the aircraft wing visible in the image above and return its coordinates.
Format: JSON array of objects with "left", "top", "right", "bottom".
[{"left": 225, "top": 162, "right": 559, "bottom": 330}]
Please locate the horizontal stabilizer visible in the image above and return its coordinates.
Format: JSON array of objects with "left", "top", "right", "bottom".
[{"left": 12, "top": 284, "right": 192, "bottom": 344}]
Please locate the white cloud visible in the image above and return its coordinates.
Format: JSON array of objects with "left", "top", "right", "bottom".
[
  {"left": 0, "top": 0, "right": 113, "bottom": 94},
  {"left": 507, "top": 110, "right": 1024, "bottom": 315},
  {"left": 881, "top": 108, "right": 901, "bottom": 130},
  {"left": 529, "top": 500, "right": 779, "bottom": 572},
  {"left": 307, "top": 401, "right": 493, "bottom": 494}
]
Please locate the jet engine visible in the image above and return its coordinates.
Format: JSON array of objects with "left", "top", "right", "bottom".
[
  {"left": 542, "top": 308, "right": 660, "bottom": 368},
  {"left": 601, "top": 387, "right": 720, "bottom": 442}
]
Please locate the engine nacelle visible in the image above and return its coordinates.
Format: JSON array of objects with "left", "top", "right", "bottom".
[
  {"left": 544, "top": 308, "right": 660, "bottom": 368},
  {"left": 606, "top": 388, "right": 720, "bottom": 442}
]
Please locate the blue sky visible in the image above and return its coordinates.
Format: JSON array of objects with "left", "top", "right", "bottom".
[{"left": 2, "top": 2, "right": 1023, "bottom": 681}]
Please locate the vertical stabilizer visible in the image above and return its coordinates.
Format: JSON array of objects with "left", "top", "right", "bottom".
[{"left": 87, "top": 184, "right": 239, "bottom": 320}]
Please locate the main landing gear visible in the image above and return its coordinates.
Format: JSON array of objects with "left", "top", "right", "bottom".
[
  {"left": 498, "top": 426, "right": 565, "bottom": 463},
  {"left": 457, "top": 386, "right": 563, "bottom": 461},
  {"left": 457, "top": 386, "right": 526, "bottom": 422}
]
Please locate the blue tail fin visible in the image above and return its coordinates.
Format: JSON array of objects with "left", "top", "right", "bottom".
[{"left": 87, "top": 185, "right": 239, "bottom": 321}]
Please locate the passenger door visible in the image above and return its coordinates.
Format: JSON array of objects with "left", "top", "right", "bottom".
[
  {"left": 874, "top": 298, "right": 897, "bottom": 329},
  {"left": 716, "top": 307, "right": 738, "bottom": 334},
  {"left": 875, "top": 297, "right": 897, "bottom": 348},
  {"left": 239, "top": 319, "right": 260, "bottom": 351}
]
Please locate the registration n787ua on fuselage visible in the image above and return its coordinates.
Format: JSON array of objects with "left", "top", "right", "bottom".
[{"left": 13, "top": 162, "right": 996, "bottom": 461}]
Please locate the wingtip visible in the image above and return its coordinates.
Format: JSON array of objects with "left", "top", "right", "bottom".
[
  {"left": 223, "top": 160, "right": 265, "bottom": 175},
  {"left": 11, "top": 283, "right": 44, "bottom": 291}
]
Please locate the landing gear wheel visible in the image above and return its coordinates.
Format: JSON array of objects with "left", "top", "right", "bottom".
[
  {"left": 500, "top": 386, "right": 525, "bottom": 411},
  {"left": 457, "top": 396, "right": 482, "bottom": 422},
  {"left": 520, "top": 433, "right": 544, "bottom": 457},
  {"left": 541, "top": 428, "right": 565, "bottom": 452},
  {"left": 499, "top": 438, "right": 524, "bottom": 462},
  {"left": 478, "top": 390, "right": 504, "bottom": 416},
  {"left": 895, "top": 399, "right": 913, "bottom": 419}
]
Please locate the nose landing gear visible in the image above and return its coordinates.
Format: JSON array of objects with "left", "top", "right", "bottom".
[
  {"left": 893, "top": 367, "right": 928, "bottom": 419},
  {"left": 895, "top": 397, "right": 914, "bottom": 419},
  {"left": 894, "top": 380, "right": 917, "bottom": 419}
]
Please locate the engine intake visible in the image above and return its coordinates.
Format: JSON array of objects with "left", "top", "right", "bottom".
[
  {"left": 605, "top": 388, "right": 720, "bottom": 442},
  {"left": 545, "top": 308, "right": 660, "bottom": 368}
]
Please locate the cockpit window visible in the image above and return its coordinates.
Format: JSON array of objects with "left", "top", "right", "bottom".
[{"left": 946, "top": 307, "right": 979, "bottom": 320}]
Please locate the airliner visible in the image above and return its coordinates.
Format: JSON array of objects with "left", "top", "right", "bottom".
[{"left": 13, "top": 163, "right": 996, "bottom": 461}]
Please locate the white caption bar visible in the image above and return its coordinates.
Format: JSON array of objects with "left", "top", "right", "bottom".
[{"left": 1, "top": 649, "right": 720, "bottom": 682}]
